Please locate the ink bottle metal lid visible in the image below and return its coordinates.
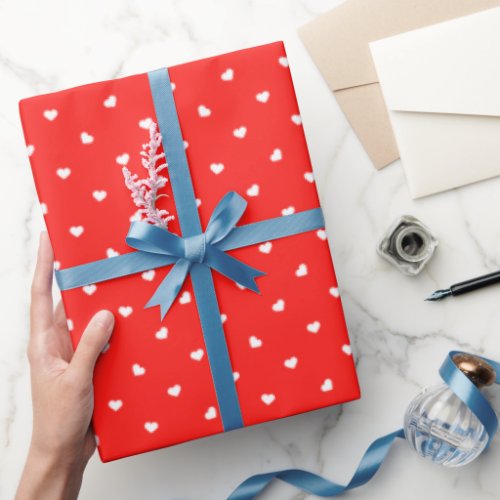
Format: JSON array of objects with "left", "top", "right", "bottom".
[{"left": 377, "top": 215, "right": 438, "bottom": 276}]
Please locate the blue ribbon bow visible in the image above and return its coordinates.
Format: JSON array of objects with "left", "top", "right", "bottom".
[{"left": 127, "top": 192, "right": 265, "bottom": 319}]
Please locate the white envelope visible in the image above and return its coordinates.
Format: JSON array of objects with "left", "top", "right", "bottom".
[{"left": 369, "top": 7, "right": 500, "bottom": 198}]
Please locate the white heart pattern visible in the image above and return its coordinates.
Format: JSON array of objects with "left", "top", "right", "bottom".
[
  {"left": 144, "top": 422, "right": 159, "bottom": 433},
  {"left": 210, "top": 163, "right": 224, "bottom": 175},
  {"left": 27, "top": 144, "right": 35, "bottom": 156},
  {"left": 272, "top": 299, "right": 285, "bottom": 312},
  {"left": 220, "top": 313, "right": 227, "bottom": 324},
  {"left": 198, "top": 105, "right": 211, "bottom": 118},
  {"left": 249, "top": 336, "right": 262, "bottom": 348},
  {"left": 278, "top": 56, "right": 289, "bottom": 67},
  {"left": 83, "top": 284, "right": 97, "bottom": 296},
  {"left": 142, "top": 270, "right": 155, "bottom": 281},
  {"left": 221, "top": 68, "right": 234, "bottom": 81},
  {"left": 233, "top": 372, "right": 240, "bottom": 381},
  {"left": 92, "top": 190, "right": 107, "bottom": 202},
  {"left": 66, "top": 319, "right": 74, "bottom": 331},
  {"left": 295, "top": 263, "right": 308, "bottom": 277},
  {"left": 270, "top": 148, "right": 282, "bottom": 162},
  {"left": 167, "top": 384, "right": 181, "bottom": 397},
  {"left": 284, "top": 356, "right": 298, "bottom": 369},
  {"left": 246, "top": 184, "right": 259, "bottom": 197},
  {"left": 119, "top": 306, "right": 133, "bottom": 317},
  {"left": 317, "top": 229, "right": 327, "bottom": 241},
  {"left": 304, "top": 172, "right": 314, "bottom": 183},
  {"left": 342, "top": 344, "right": 352, "bottom": 356},
  {"left": 155, "top": 327, "right": 168, "bottom": 340},
  {"left": 103, "top": 95, "right": 117, "bottom": 108},
  {"left": 108, "top": 399, "right": 123, "bottom": 411},
  {"left": 256, "top": 90, "right": 270, "bottom": 103},
  {"left": 40, "top": 203, "right": 48, "bottom": 215},
  {"left": 171, "top": 82, "right": 176, "bottom": 91},
  {"left": 56, "top": 167, "right": 71, "bottom": 179},
  {"left": 258, "top": 242, "right": 272, "bottom": 254},
  {"left": 205, "top": 406, "right": 217, "bottom": 420},
  {"left": 80, "top": 132, "right": 94, "bottom": 144},
  {"left": 132, "top": 363, "right": 145, "bottom": 376},
  {"left": 321, "top": 379, "right": 333, "bottom": 392},
  {"left": 291, "top": 114, "right": 302, "bottom": 125},
  {"left": 196, "top": 198, "right": 202, "bottom": 207},
  {"left": 190, "top": 349, "right": 204, "bottom": 361},
  {"left": 179, "top": 291, "right": 191, "bottom": 304},
  {"left": 233, "top": 126, "right": 247, "bottom": 139},
  {"left": 329, "top": 287, "right": 340, "bottom": 298},
  {"left": 281, "top": 207, "right": 295, "bottom": 216},
  {"left": 43, "top": 109, "right": 58, "bottom": 121},
  {"left": 69, "top": 226, "right": 84, "bottom": 238},
  {"left": 139, "top": 117, "right": 153, "bottom": 130},
  {"left": 115, "top": 153, "right": 129, "bottom": 166},
  {"left": 307, "top": 321, "right": 321, "bottom": 334},
  {"left": 261, "top": 394, "right": 276, "bottom": 405},
  {"left": 183, "top": 140, "right": 189, "bottom": 149},
  {"left": 106, "top": 248, "right": 119, "bottom": 258},
  {"left": 53, "top": 261, "right": 61, "bottom": 270}
]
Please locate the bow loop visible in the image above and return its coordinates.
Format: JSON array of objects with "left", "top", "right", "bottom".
[{"left": 205, "top": 192, "right": 248, "bottom": 244}]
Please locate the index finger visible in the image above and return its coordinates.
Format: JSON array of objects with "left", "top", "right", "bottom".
[{"left": 30, "top": 231, "right": 55, "bottom": 332}]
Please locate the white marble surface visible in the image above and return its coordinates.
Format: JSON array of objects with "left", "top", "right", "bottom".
[{"left": 1, "top": 0, "right": 500, "bottom": 499}]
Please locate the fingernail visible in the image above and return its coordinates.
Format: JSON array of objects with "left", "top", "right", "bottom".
[{"left": 91, "top": 310, "right": 115, "bottom": 333}]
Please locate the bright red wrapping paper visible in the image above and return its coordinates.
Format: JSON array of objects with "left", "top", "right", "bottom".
[{"left": 19, "top": 41, "right": 360, "bottom": 462}]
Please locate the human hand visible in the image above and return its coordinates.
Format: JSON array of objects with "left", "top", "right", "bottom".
[{"left": 16, "top": 232, "right": 114, "bottom": 500}]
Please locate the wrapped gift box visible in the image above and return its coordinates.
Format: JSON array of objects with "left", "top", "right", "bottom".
[{"left": 19, "top": 41, "right": 360, "bottom": 462}]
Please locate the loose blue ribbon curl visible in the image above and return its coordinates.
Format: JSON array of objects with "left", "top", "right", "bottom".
[
  {"left": 227, "top": 351, "right": 500, "bottom": 499},
  {"left": 54, "top": 68, "right": 326, "bottom": 432}
]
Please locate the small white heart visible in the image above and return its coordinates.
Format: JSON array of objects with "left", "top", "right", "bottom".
[
  {"left": 270, "top": 148, "right": 282, "bottom": 162},
  {"left": 210, "top": 162, "right": 224, "bottom": 175},
  {"left": 103, "top": 95, "right": 117, "bottom": 108},
  {"left": 67, "top": 319, "right": 74, "bottom": 331},
  {"left": 139, "top": 117, "right": 153, "bottom": 130},
  {"left": 179, "top": 291, "right": 191, "bottom": 304},
  {"left": 171, "top": 82, "right": 176, "bottom": 91},
  {"left": 167, "top": 384, "right": 181, "bottom": 397},
  {"left": 307, "top": 321, "right": 321, "bottom": 334},
  {"left": 261, "top": 393, "right": 276, "bottom": 405},
  {"left": 233, "top": 372, "right": 240, "bottom": 381},
  {"left": 278, "top": 56, "right": 289, "bottom": 67},
  {"left": 92, "top": 190, "right": 107, "bottom": 202},
  {"left": 43, "top": 109, "right": 58, "bottom": 121},
  {"left": 56, "top": 167, "right": 71, "bottom": 179},
  {"left": 342, "top": 344, "right": 352, "bottom": 355},
  {"left": 196, "top": 198, "right": 202, "bottom": 207},
  {"left": 107, "top": 248, "right": 119, "bottom": 258},
  {"left": 295, "top": 263, "right": 308, "bottom": 277},
  {"left": 144, "top": 421, "right": 158, "bottom": 433},
  {"left": 198, "top": 105, "right": 211, "bottom": 118},
  {"left": 246, "top": 184, "right": 259, "bottom": 197},
  {"left": 132, "top": 363, "right": 145, "bottom": 376},
  {"left": 236, "top": 283, "right": 246, "bottom": 290},
  {"left": 155, "top": 327, "right": 168, "bottom": 340},
  {"left": 281, "top": 206, "right": 295, "bottom": 216},
  {"left": 80, "top": 132, "right": 94, "bottom": 145},
  {"left": 69, "top": 225, "right": 84, "bottom": 238},
  {"left": 220, "top": 313, "right": 227, "bottom": 324},
  {"left": 108, "top": 399, "right": 123, "bottom": 411},
  {"left": 291, "top": 114, "right": 302, "bottom": 125},
  {"left": 221, "top": 68, "right": 234, "bottom": 81},
  {"left": 249, "top": 336, "right": 262, "bottom": 348},
  {"left": 119, "top": 306, "right": 133, "bottom": 318},
  {"left": 259, "top": 242, "right": 272, "bottom": 254},
  {"left": 27, "top": 144, "right": 35, "bottom": 156},
  {"left": 183, "top": 140, "right": 189, "bottom": 149},
  {"left": 256, "top": 91, "right": 270, "bottom": 103},
  {"left": 272, "top": 299, "right": 285, "bottom": 312},
  {"left": 40, "top": 203, "right": 48, "bottom": 215},
  {"left": 284, "top": 356, "right": 298, "bottom": 369},
  {"left": 329, "top": 287, "right": 340, "bottom": 298},
  {"left": 116, "top": 153, "right": 129, "bottom": 166},
  {"left": 233, "top": 126, "right": 247, "bottom": 139},
  {"left": 53, "top": 261, "right": 61, "bottom": 270},
  {"left": 321, "top": 378, "right": 333, "bottom": 392},
  {"left": 317, "top": 229, "right": 327, "bottom": 241},
  {"left": 190, "top": 348, "right": 204, "bottom": 361},
  {"left": 83, "top": 284, "right": 97, "bottom": 296},
  {"left": 142, "top": 270, "right": 155, "bottom": 281},
  {"left": 304, "top": 172, "right": 314, "bottom": 183},
  {"left": 205, "top": 406, "right": 217, "bottom": 420}
]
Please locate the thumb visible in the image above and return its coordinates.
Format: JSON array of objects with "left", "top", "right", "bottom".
[{"left": 70, "top": 310, "right": 114, "bottom": 380}]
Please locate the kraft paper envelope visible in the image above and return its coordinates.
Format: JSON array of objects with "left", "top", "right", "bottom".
[
  {"left": 298, "top": 0, "right": 500, "bottom": 170},
  {"left": 370, "top": 7, "right": 500, "bottom": 198}
]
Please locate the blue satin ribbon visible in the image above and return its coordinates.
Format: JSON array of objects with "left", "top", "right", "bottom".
[
  {"left": 54, "top": 67, "right": 326, "bottom": 432},
  {"left": 227, "top": 351, "right": 500, "bottom": 499}
]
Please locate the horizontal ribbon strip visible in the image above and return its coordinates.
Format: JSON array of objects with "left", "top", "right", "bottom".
[{"left": 227, "top": 350, "right": 500, "bottom": 499}]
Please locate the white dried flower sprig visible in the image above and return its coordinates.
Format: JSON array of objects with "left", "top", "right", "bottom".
[{"left": 122, "top": 122, "right": 174, "bottom": 228}]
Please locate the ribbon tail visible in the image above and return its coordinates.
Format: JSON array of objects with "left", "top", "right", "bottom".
[
  {"left": 145, "top": 259, "right": 191, "bottom": 319},
  {"left": 205, "top": 246, "right": 265, "bottom": 293}
]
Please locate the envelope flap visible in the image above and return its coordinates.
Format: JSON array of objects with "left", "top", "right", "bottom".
[{"left": 370, "top": 7, "right": 500, "bottom": 117}]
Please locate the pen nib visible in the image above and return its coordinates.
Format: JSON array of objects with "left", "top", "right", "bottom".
[{"left": 425, "top": 288, "right": 452, "bottom": 301}]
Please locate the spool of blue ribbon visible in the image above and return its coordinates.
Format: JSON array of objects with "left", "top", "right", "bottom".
[{"left": 227, "top": 351, "right": 500, "bottom": 499}]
